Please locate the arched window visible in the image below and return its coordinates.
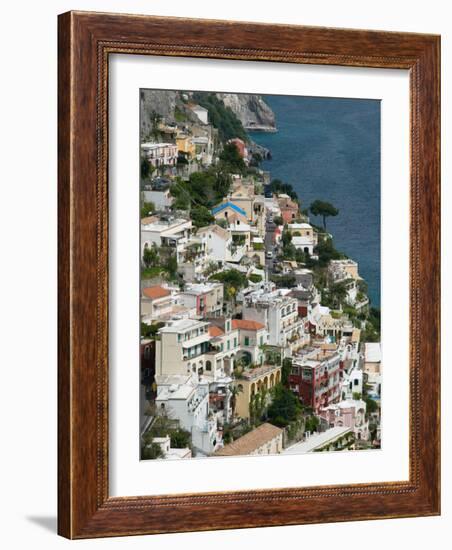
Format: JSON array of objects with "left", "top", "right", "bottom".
[{"left": 206, "top": 360, "right": 212, "bottom": 371}]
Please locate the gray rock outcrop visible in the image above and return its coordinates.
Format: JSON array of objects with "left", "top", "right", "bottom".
[{"left": 216, "top": 93, "right": 276, "bottom": 131}]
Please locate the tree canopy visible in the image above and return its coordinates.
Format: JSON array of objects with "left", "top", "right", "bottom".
[
  {"left": 309, "top": 200, "right": 339, "bottom": 229},
  {"left": 219, "top": 142, "right": 247, "bottom": 174},
  {"left": 209, "top": 269, "right": 248, "bottom": 300},
  {"left": 267, "top": 384, "right": 302, "bottom": 427},
  {"left": 269, "top": 178, "right": 299, "bottom": 202},
  {"left": 192, "top": 92, "right": 248, "bottom": 142}
]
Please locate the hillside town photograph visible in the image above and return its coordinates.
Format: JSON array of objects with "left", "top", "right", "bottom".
[{"left": 139, "top": 89, "right": 381, "bottom": 460}]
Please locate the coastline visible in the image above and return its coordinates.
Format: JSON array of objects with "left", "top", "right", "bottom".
[{"left": 248, "top": 94, "right": 381, "bottom": 308}]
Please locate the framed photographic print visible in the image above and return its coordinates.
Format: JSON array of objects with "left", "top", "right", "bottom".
[{"left": 58, "top": 11, "right": 440, "bottom": 538}]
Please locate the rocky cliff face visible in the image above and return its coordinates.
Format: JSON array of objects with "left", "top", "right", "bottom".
[
  {"left": 140, "top": 90, "right": 177, "bottom": 139},
  {"left": 140, "top": 89, "right": 277, "bottom": 140},
  {"left": 216, "top": 93, "right": 276, "bottom": 131}
]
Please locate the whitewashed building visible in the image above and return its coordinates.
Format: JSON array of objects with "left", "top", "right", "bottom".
[
  {"left": 141, "top": 142, "right": 178, "bottom": 168},
  {"left": 288, "top": 223, "right": 318, "bottom": 255},
  {"left": 242, "top": 284, "right": 307, "bottom": 354},
  {"left": 141, "top": 216, "right": 192, "bottom": 263},
  {"left": 155, "top": 374, "right": 221, "bottom": 455}
]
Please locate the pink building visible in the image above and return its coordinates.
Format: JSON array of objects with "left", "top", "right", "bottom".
[
  {"left": 278, "top": 195, "right": 299, "bottom": 224},
  {"left": 319, "top": 399, "right": 369, "bottom": 441}
]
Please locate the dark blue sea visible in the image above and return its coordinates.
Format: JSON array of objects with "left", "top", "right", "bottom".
[{"left": 249, "top": 95, "right": 381, "bottom": 308}]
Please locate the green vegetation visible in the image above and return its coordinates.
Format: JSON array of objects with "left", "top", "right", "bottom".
[
  {"left": 273, "top": 215, "right": 283, "bottom": 226},
  {"left": 368, "top": 307, "right": 381, "bottom": 331},
  {"left": 364, "top": 397, "right": 379, "bottom": 415},
  {"left": 248, "top": 273, "right": 263, "bottom": 284},
  {"left": 141, "top": 266, "right": 163, "bottom": 279},
  {"left": 190, "top": 205, "right": 215, "bottom": 228},
  {"left": 141, "top": 414, "right": 192, "bottom": 460},
  {"left": 141, "top": 201, "right": 155, "bottom": 218},
  {"left": 174, "top": 106, "right": 187, "bottom": 122},
  {"left": 232, "top": 234, "right": 247, "bottom": 246},
  {"left": 219, "top": 142, "right": 247, "bottom": 175},
  {"left": 309, "top": 200, "right": 339, "bottom": 230},
  {"left": 141, "top": 442, "right": 165, "bottom": 460},
  {"left": 209, "top": 269, "right": 248, "bottom": 302},
  {"left": 143, "top": 245, "right": 159, "bottom": 269},
  {"left": 192, "top": 92, "right": 248, "bottom": 142},
  {"left": 322, "top": 281, "right": 348, "bottom": 309},
  {"left": 169, "top": 163, "right": 233, "bottom": 225},
  {"left": 314, "top": 237, "right": 345, "bottom": 267},
  {"left": 260, "top": 345, "right": 281, "bottom": 366},
  {"left": 170, "top": 429, "right": 191, "bottom": 449},
  {"left": 360, "top": 308, "right": 381, "bottom": 342},
  {"left": 249, "top": 152, "right": 263, "bottom": 167},
  {"left": 286, "top": 418, "right": 305, "bottom": 444},
  {"left": 304, "top": 415, "right": 320, "bottom": 433},
  {"left": 142, "top": 243, "right": 178, "bottom": 281},
  {"left": 249, "top": 387, "right": 269, "bottom": 426},
  {"left": 141, "top": 321, "right": 165, "bottom": 339},
  {"left": 269, "top": 178, "right": 299, "bottom": 202},
  {"left": 267, "top": 384, "right": 302, "bottom": 427},
  {"left": 281, "top": 358, "right": 292, "bottom": 386},
  {"left": 140, "top": 155, "right": 156, "bottom": 185},
  {"left": 281, "top": 227, "right": 296, "bottom": 260},
  {"left": 270, "top": 274, "right": 296, "bottom": 289}
]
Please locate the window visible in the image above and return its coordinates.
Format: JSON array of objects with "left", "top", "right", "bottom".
[
  {"left": 260, "top": 335, "right": 263, "bottom": 346},
  {"left": 244, "top": 336, "right": 250, "bottom": 346},
  {"left": 234, "top": 337, "right": 237, "bottom": 348},
  {"left": 302, "top": 368, "right": 312, "bottom": 381},
  {"left": 354, "top": 379, "right": 359, "bottom": 386},
  {"left": 178, "top": 334, "right": 181, "bottom": 343},
  {"left": 227, "top": 340, "right": 230, "bottom": 351},
  {"left": 206, "top": 361, "right": 212, "bottom": 371}
]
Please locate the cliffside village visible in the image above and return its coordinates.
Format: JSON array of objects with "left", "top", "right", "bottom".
[{"left": 139, "top": 92, "right": 382, "bottom": 460}]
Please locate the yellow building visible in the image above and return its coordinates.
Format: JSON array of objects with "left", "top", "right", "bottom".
[
  {"left": 233, "top": 364, "right": 281, "bottom": 420},
  {"left": 176, "top": 135, "right": 196, "bottom": 158}
]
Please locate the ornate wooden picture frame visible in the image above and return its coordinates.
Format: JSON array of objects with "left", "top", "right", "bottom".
[{"left": 58, "top": 11, "right": 440, "bottom": 539}]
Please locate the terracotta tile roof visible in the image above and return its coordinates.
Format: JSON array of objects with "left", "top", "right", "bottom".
[
  {"left": 142, "top": 286, "right": 171, "bottom": 300},
  {"left": 214, "top": 423, "right": 283, "bottom": 456},
  {"left": 208, "top": 325, "right": 224, "bottom": 337},
  {"left": 231, "top": 319, "right": 265, "bottom": 331}
]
